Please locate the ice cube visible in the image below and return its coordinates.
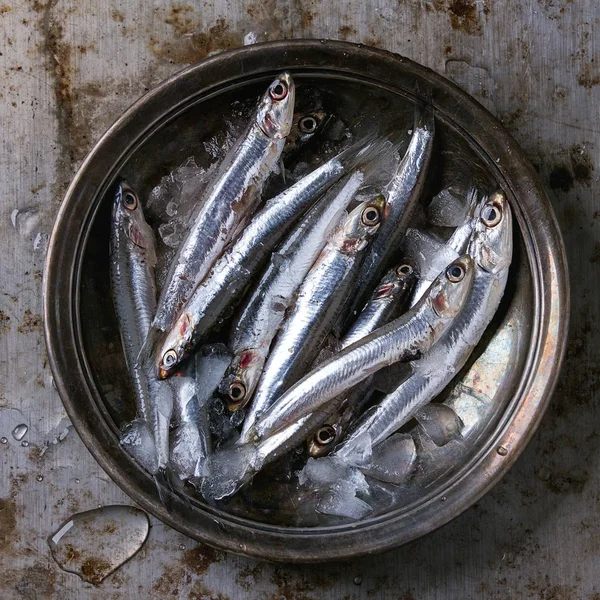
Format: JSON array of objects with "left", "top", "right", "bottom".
[
  {"left": 427, "top": 188, "right": 468, "bottom": 227},
  {"left": 358, "top": 433, "right": 417, "bottom": 485},
  {"left": 415, "top": 403, "right": 464, "bottom": 446},
  {"left": 120, "top": 419, "right": 158, "bottom": 474}
]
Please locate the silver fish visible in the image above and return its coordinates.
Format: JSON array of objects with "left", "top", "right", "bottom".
[
  {"left": 250, "top": 255, "right": 474, "bottom": 442},
  {"left": 225, "top": 171, "right": 367, "bottom": 417},
  {"left": 154, "top": 140, "right": 385, "bottom": 378},
  {"left": 336, "top": 191, "right": 513, "bottom": 466},
  {"left": 308, "top": 263, "right": 417, "bottom": 457},
  {"left": 238, "top": 191, "right": 386, "bottom": 443},
  {"left": 109, "top": 180, "right": 160, "bottom": 473},
  {"left": 151, "top": 73, "right": 296, "bottom": 335},
  {"left": 340, "top": 105, "right": 435, "bottom": 331}
]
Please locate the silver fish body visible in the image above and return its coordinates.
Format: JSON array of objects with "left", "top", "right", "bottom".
[
  {"left": 238, "top": 191, "right": 386, "bottom": 443},
  {"left": 251, "top": 255, "right": 474, "bottom": 442},
  {"left": 109, "top": 181, "right": 162, "bottom": 473},
  {"left": 341, "top": 105, "right": 435, "bottom": 331},
  {"left": 225, "top": 172, "right": 366, "bottom": 418},
  {"left": 308, "top": 263, "right": 417, "bottom": 456},
  {"left": 336, "top": 191, "right": 513, "bottom": 465},
  {"left": 152, "top": 73, "right": 296, "bottom": 335},
  {"left": 154, "top": 141, "right": 384, "bottom": 379}
]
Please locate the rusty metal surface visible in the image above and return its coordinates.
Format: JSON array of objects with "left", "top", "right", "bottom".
[{"left": 0, "top": 0, "right": 598, "bottom": 598}]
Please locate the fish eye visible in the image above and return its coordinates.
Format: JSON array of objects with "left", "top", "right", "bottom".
[
  {"left": 315, "top": 425, "right": 336, "bottom": 446},
  {"left": 228, "top": 381, "right": 247, "bottom": 402},
  {"left": 123, "top": 192, "right": 137, "bottom": 211},
  {"left": 446, "top": 264, "right": 465, "bottom": 282},
  {"left": 162, "top": 349, "right": 178, "bottom": 368},
  {"left": 298, "top": 115, "right": 318, "bottom": 134},
  {"left": 269, "top": 81, "right": 288, "bottom": 101},
  {"left": 396, "top": 264, "right": 413, "bottom": 277},
  {"left": 361, "top": 205, "right": 381, "bottom": 226},
  {"left": 482, "top": 201, "right": 502, "bottom": 227}
]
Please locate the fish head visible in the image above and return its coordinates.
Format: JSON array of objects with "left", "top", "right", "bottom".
[
  {"left": 427, "top": 255, "right": 475, "bottom": 320},
  {"left": 469, "top": 191, "right": 513, "bottom": 274},
  {"left": 220, "top": 349, "right": 264, "bottom": 412},
  {"left": 374, "top": 263, "right": 417, "bottom": 300},
  {"left": 337, "top": 194, "right": 386, "bottom": 254},
  {"left": 112, "top": 180, "right": 157, "bottom": 266},
  {"left": 156, "top": 313, "right": 194, "bottom": 379},
  {"left": 256, "top": 72, "right": 296, "bottom": 140},
  {"left": 286, "top": 109, "right": 328, "bottom": 152}
]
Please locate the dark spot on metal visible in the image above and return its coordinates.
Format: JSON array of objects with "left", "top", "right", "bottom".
[
  {"left": 79, "top": 557, "right": 113, "bottom": 586},
  {"left": 0, "top": 310, "right": 10, "bottom": 332},
  {"left": 338, "top": 25, "right": 357, "bottom": 40},
  {"left": 150, "top": 18, "right": 244, "bottom": 64},
  {"left": 548, "top": 165, "right": 573, "bottom": 192},
  {"left": 181, "top": 544, "right": 226, "bottom": 575},
  {"left": 590, "top": 242, "right": 600, "bottom": 264},
  {"left": 569, "top": 144, "right": 593, "bottom": 184},
  {"left": 432, "top": 0, "right": 484, "bottom": 35},
  {"left": 576, "top": 63, "right": 600, "bottom": 88},
  {"left": 111, "top": 9, "right": 124, "bottom": 22},
  {"left": 445, "top": 45, "right": 452, "bottom": 54},
  {"left": 0, "top": 497, "right": 17, "bottom": 546},
  {"left": 17, "top": 309, "right": 42, "bottom": 334}
]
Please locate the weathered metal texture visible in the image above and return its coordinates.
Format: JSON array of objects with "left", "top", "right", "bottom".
[{"left": 0, "top": 1, "right": 597, "bottom": 598}]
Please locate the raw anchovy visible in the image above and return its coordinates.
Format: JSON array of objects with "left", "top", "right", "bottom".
[
  {"left": 250, "top": 255, "right": 474, "bottom": 442},
  {"left": 408, "top": 186, "right": 478, "bottom": 306},
  {"left": 336, "top": 191, "right": 513, "bottom": 466},
  {"left": 340, "top": 105, "right": 435, "bottom": 330},
  {"left": 224, "top": 171, "right": 366, "bottom": 417},
  {"left": 153, "top": 139, "right": 385, "bottom": 378},
  {"left": 238, "top": 191, "right": 386, "bottom": 443},
  {"left": 152, "top": 73, "right": 296, "bottom": 334},
  {"left": 109, "top": 180, "right": 161, "bottom": 473},
  {"left": 309, "top": 263, "right": 417, "bottom": 456}
]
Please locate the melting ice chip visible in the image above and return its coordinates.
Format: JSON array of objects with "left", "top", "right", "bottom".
[
  {"left": 12, "top": 423, "right": 28, "bottom": 441},
  {"left": 427, "top": 188, "right": 468, "bottom": 227},
  {"left": 358, "top": 433, "right": 417, "bottom": 485},
  {"left": 48, "top": 505, "right": 150, "bottom": 585},
  {"left": 415, "top": 403, "right": 464, "bottom": 447}
]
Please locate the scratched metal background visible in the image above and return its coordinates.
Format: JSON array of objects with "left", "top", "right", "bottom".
[{"left": 0, "top": 1, "right": 598, "bottom": 598}]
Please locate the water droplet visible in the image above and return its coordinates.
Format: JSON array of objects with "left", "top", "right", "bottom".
[
  {"left": 441, "top": 496, "right": 447, "bottom": 502},
  {"left": 536, "top": 466, "right": 551, "bottom": 482},
  {"left": 497, "top": 446, "right": 508, "bottom": 456},
  {"left": 12, "top": 423, "right": 28, "bottom": 441},
  {"left": 75, "top": 478, "right": 80, "bottom": 484},
  {"left": 48, "top": 505, "right": 150, "bottom": 585},
  {"left": 21, "top": 440, "right": 29, "bottom": 447},
  {"left": 0, "top": 437, "right": 8, "bottom": 444},
  {"left": 179, "top": 544, "right": 186, "bottom": 551},
  {"left": 36, "top": 475, "right": 43, "bottom": 482},
  {"left": 353, "top": 576, "right": 362, "bottom": 585}
]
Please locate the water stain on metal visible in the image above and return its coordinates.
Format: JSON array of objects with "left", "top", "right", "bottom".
[
  {"left": 181, "top": 544, "right": 226, "bottom": 575},
  {"left": 0, "top": 497, "right": 17, "bottom": 546},
  {"left": 0, "top": 310, "right": 10, "bottom": 332},
  {"left": 14, "top": 563, "right": 56, "bottom": 600},
  {"left": 549, "top": 165, "right": 574, "bottom": 192},
  {"left": 17, "top": 310, "right": 42, "bottom": 334},
  {"left": 432, "top": 0, "right": 485, "bottom": 35},
  {"left": 577, "top": 62, "right": 600, "bottom": 88},
  {"left": 150, "top": 17, "right": 244, "bottom": 64}
]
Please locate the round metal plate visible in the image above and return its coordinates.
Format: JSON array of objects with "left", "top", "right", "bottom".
[{"left": 43, "top": 40, "right": 568, "bottom": 562}]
